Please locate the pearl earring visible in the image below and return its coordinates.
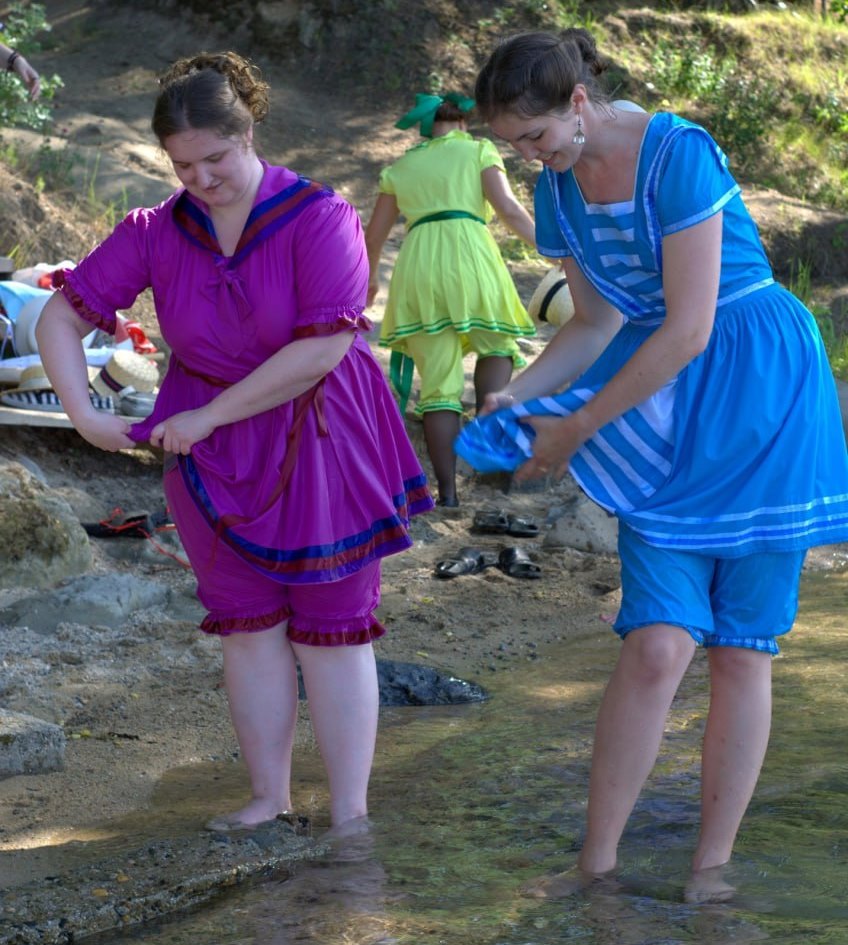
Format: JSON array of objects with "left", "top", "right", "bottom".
[{"left": 572, "top": 113, "right": 585, "bottom": 146}]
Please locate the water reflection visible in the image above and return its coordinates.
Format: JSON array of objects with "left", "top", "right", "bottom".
[{"left": 99, "top": 571, "right": 848, "bottom": 944}]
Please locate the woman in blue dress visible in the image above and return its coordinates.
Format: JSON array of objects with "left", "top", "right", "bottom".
[{"left": 466, "top": 28, "right": 848, "bottom": 899}]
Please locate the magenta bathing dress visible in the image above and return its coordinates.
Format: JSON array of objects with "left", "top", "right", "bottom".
[{"left": 56, "top": 162, "right": 433, "bottom": 642}]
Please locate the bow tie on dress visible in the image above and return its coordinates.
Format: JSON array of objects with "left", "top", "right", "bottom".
[{"left": 207, "top": 258, "right": 256, "bottom": 353}]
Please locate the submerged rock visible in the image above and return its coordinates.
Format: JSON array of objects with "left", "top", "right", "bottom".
[
  {"left": 376, "top": 659, "right": 489, "bottom": 706},
  {"left": 298, "top": 660, "right": 489, "bottom": 706},
  {"left": 297, "top": 659, "right": 488, "bottom": 707}
]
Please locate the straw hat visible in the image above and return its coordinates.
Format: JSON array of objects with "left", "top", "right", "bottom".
[
  {"left": 527, "top": 268, "right": 575, "bottom": 328},
  {"left": 4, "top": 361, "right": 52, "bottom": 392},
  {"left": 90, "top": 349, "right": 159, "bottom": 398}
]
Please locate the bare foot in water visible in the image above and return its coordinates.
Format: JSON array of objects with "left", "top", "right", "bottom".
[
  {"left": 521, "top": 865, "right": 617, "bottom": 899},
  {"left": 685, "top": 864, "right": 736, "bottom": 904},
  {"left": 205, "top": 798, "right": 294, "bottom": 833},
  {"left": 320, "top": 815, "right": 375, "bottom": 862}
]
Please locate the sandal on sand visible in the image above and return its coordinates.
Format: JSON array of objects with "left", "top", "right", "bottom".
[
  {"left": 472, "top": 509, "right": 539, "bottom": 537},
  {"left": 498, "top": 546, "right": 542, "bottom": 579},
  {"left": 434, "top": 546, "right": 496, "bottom": 579}
]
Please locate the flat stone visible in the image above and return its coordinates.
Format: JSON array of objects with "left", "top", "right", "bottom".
[
  {"left": 0, "top": 573, "right": 170, "bottom": 634},
  {"left": 544, "top": 494, "right": 619, "bottom": 555},
  {"left": 0, "top": 709, "right": 65, "bottom": 779}
]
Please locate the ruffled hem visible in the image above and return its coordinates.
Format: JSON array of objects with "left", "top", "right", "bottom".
[
  {"left": 293, "top": 310, "right": 372, "bottom": 338},
  {"left": 201, "top": 603, "right": 292, "bottom": 636},
  {"left": 288, "top": 615, "right": 386, "bottom": 647},
  {"left": 53, "top": 268, "right": 117, "bottom": 334}
]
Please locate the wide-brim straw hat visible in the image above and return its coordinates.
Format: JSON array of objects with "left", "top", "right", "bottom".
[
  {"left": 90, "top": 349, "right": 159, "bottom": 398},
  {"left": 527, "top": 268, "right": 575, "bottom": 329}
]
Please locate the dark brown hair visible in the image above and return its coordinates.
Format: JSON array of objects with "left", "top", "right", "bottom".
[
  {"left": 151, "top": 51, "right": 270, "bottom": 144},
  {"left": 434, "top": 99, "right": 472, "bottom": 123},
  {"left": 474, "top": 29, "right": 609, "bottom": 121}
]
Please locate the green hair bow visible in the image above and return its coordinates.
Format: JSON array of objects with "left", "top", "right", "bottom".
[{"left": 395, "top": 92, "right": 475, "bottom": 138}]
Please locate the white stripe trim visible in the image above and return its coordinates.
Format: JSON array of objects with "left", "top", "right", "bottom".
[
  {"left": 599, "top": 253, "right": 643, "bottom": 267},
  {"left": 629, "top": 493, "right": 848, "bottom": 526},
  {"left": 593, "top": 227, "right": 635, "bottom": 242}
]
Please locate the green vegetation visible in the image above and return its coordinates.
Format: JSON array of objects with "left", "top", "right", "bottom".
[
  {"left": 1, "top": 1, "right": 847, "bottom": 378},
  {"left": 0, "top": 2, "right": 62, "bottom": 130}
]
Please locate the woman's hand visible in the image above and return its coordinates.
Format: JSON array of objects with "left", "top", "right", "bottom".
[
  {"left": 150, "top": 408, "right": 216, "bottom": 455},
  {"left": 514, "top": 412, "right": 592, "bottom": 483},
  {"left": 11, "top": 54, "right": 40, "bottom": 100},
  {"left": 76, "top": 411, "right": 135, "bottom": 452},
  {"left": 479, "top": 391, "right": 516, "bottom": 416}
]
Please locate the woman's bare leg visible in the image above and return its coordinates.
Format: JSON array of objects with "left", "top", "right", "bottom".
[
  {"left": 294, "top": 641, "right": 379, "bottom": 827},
  {"left": 217, "top": 622, "right": 299, "bottom": 825},
  {"left": 578, "top": 624, "right": 696, "bottom": 874},
  {"left": 693, "top": 646, "right": 772, "bottom": 871}
]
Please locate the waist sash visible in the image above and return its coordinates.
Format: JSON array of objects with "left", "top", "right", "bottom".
[{"left": 408, "top": 209, "right": 485, "bottom": 230}]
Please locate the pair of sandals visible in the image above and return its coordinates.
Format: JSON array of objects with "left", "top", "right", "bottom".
[
  {"left": 434, "top": 545, "right": 541, "bottom": 580},
  {"left": 471, "top": 509, "right": 540, "bottom": 538}
]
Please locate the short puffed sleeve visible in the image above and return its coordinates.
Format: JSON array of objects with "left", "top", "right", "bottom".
[
  {"left": 533, "top": 172, "right": 570, "bottom": 259},
  {"left": 655, "top": 127, "right": 741, "bottom": 237},
  {"left": 55, "top": 207, "right": 157, "bottom": 334},
  {"left": 292, "top": 193, "right": 371, "bottom": 338},
  {"left": 478, "top": 137, "right": 506, "bottom": 173},
  {"left": 378, "top": 165, "right": 396, "bottom": 195}
]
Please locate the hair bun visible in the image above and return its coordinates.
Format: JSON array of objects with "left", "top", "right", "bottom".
[
  {"left": 158, "top": 50, "right": 269, "bottom": 123},
  {"left": 560, "top": 27, "right": 607, "bottom": 78}
]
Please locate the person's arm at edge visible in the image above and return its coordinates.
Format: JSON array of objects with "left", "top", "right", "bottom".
[
  {"left": 0, "top": 41, "right": 40, "bottom": 99},
  {"left": 363, "top": 192, "right": 399, "bottom": 307}
]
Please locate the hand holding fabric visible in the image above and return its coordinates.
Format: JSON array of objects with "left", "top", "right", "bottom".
[
  {"left": 479, "top": 390, "right": 515, "bottom": 416},
  {"left": 514, "top": 412, "right": 590, "bottom": 483},
  {"left": 150, "top": 408, "right": 217, "bottom": 455},
  {"left": 76, "top": 411, "right": 134, "bottom": 452}
]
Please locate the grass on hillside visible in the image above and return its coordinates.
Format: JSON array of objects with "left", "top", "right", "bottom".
[{"left": 2, "top": 1, "right": 848, "bottom": 377}]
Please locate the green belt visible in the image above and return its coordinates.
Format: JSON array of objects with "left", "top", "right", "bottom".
[
  {"left": 408, "top": 209, "right": 485, "bottom": 230},
  {"left": 392, "top": 212, "right": 485, "bottom": 414}
]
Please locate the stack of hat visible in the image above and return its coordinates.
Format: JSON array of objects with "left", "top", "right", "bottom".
[
  {"left": 90, "top": 349, "right": 159, "bottom": 418},
  {"left": 527, "top": 268, "right": 575, "bottom": 329},
  {"left": 0, "top": 362, "right": 115, "bottom": 413}
]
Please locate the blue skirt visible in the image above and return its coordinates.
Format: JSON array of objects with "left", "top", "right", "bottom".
[{"left": 456, "top": 284, "right": 848, "bottom": 556}]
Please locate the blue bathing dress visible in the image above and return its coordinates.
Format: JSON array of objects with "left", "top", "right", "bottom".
[{"left": 456, "top": 113, "right": 848, "bottom": 556}]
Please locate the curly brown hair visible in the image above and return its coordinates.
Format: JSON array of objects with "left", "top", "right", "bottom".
[{"left": 151, "top": 50, "right": 270, "bottom": 143}]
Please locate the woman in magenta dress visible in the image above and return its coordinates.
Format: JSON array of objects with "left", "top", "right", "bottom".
[{"left": 36, "top": 51, "right": 433, "bottom": 832}]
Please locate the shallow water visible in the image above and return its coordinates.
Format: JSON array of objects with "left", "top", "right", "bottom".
[{"left": 96, "top": 570, "right": 848, "bottom": 945}]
